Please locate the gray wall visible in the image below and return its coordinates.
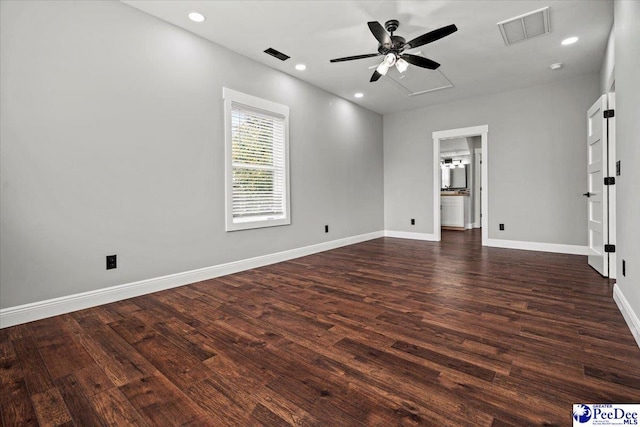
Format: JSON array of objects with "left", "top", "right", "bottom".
[
  {"left": 0, "top": 1, "right": 384, "bottom": 308},
  {"left": 384, "top": 73, "right": 599, "bottom": 245},
  {"left": 614, "top": 0, "right": 640, "bottom": 332}
]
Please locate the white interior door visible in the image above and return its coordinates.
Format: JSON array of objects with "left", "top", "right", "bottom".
[{"left": 586, "top": 95, "right": 608, "bottom": 277}]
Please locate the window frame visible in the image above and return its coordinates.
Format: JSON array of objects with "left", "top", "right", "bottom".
[{"left": 223, "top": 87, "right": 291, "bottom": 231}]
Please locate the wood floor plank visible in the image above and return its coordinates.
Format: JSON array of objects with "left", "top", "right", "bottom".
[
  {"left": 11, "top": 336, "right": 54, "bottom": 396},
  {"left": 0, "top": 343, "right": 23, "bottom": 392},
  {"left": 252, "top": 385, "right": 322, "bottom": 427},
  {"left": 89, "top": 388, "right": 148, "bottom": 427},
  {"left": 54, "top": 374, "right": 107, "bottom": 427},
  {"left": 250, "top": 402, "right": 291, "bottom": 426},
  {"left": 0, "top": 380, "right": 39, "bottom": 427},
  {"left": 109, "top": 316, "right": 211, "bottom": 390},
  {"left": 391, "top": 339, "right": 497, "bottom": 382},
  {"left": 0, "top": 230, "right": 638, "bottom": 426},
  {"left": 185, "top": 377, "right": 255, "bottom": 426},
  {"left": 33, "top": 336, "right": 95, "bottom": 380},
  {"left": 119, "top": 374, "right": 206, "bottom": 426},
  {"left": 30, "top": 388, "right": 72, "bottom": 427},
  {"left": 65, "top": 365, "right": 114, "bottom": 398},
  {"left": 70, "top": 317, "right": 158, "bottom": 387}
]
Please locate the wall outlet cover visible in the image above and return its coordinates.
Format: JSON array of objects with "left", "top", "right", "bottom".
[{"left": 106, "top": 255, "right": 117, "bottom": 270}]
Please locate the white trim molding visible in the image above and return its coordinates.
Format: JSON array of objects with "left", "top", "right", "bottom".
[
  {"left": 0, "top": 231, "right": 384, "bottom": 329},
  {"left": 486, "top": 238, "right": 589, "bottom": 255},
  {"left": 613, "top": 283, "right": 640, "bottom": 350},
  {"left": 384, "top": 230, "right": 438, "bottom": 241}
]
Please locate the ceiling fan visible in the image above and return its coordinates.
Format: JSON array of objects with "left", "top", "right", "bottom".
[{"left": 329, "top": 20, "right": 458, "bottom": 82}]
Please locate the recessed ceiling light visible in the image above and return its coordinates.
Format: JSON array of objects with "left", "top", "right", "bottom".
[
  {"left": 295, "top": 64, "right": 307, "bottom": 71},
  {"left": 354, "top": 93, "right": 364, "bottom": 98},
  {"left": 561, "top": 36, "right": 578, "bottom": 46},
  {"left": 550, "top": 63, "right": 563, "bottom": 70},
  {"left": 188, "top": 12, "right": 206, "bottom": 23}
]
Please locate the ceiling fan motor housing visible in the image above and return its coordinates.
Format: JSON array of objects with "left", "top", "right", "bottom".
[{"left": 377, "top": 35, "right": 407, "bottom": 54}]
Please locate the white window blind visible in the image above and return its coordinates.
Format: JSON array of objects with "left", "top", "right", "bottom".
[
  {"left": 231, "top": 105, "right": 285, "bottom": 221},
  {"left": 223, "top": 88, "right": 290, "bottom": 231}
]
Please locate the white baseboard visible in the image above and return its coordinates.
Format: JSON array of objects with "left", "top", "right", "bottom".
[
  {"left": 384, "top": 230, "right": 438, "bottom": 241},
  {"left": 486, "top": 238, "right": 589, "bottom": 255},
  {"left": 0, "top": 231, "right": 384, "bottom": 329},
  {"left": 465, "top": 223, "right": 474, "bottom": 230},
  {"left": 613, "top": 283, "right": 640, "bottom": 350}
]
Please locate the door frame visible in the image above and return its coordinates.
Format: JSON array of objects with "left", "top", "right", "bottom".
[
  {"left": 474, "top": 147, "right": 482, "bottom": 228},
  {"left": 432, "top": 125, "right": 489, "bottom": 244}
]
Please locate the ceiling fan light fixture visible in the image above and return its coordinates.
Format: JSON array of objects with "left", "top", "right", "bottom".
[
  {"left": 396, "top": 58, "right": 409, "bottom": 73},
  {"left": 384, "top": 53, "right": 397, "bottom": 66},
  {"left": 376, "top": 53, "right": 397, "bottom": 76},
  {"left": 376, "top": 61, "right": 390, "bottom": 76}
]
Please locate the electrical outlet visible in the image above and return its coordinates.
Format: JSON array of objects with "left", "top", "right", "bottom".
[
  {"left": 324, "top": 225, "right": 329, "bottom": 233},
  {"left": 499, "top": 224, "right": 505, "bottom": 231},
  {"left": 411, "top": 219, "right": 415, "bottom": 225},
  {"left": 623, "top": 260, "right": 626, "bottom": 277},
  {"left": 106, "top": 255, "right": 117, "bottom": 270}
]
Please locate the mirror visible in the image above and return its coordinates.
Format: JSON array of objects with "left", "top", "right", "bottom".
[{"left": 441, "top": 165, "right": 468, "bottom": 189}]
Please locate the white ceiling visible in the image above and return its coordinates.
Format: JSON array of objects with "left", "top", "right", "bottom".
[{"left": 121, "top": 0, "right": 613, "bottom": 115}]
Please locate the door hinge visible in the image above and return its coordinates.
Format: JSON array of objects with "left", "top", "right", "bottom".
[
  {"left": 604, "top": 177, "right": 615, "bottom": 185},
  {"left": 604, "top": 244, "right": 615, "bottom": 253},
  {"left": 604, "top": 109, "right": 615, "bottom": 118}
]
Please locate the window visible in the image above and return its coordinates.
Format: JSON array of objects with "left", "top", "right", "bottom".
[{"left": 223, "top": 88, "right": 290, "bottom": 231}]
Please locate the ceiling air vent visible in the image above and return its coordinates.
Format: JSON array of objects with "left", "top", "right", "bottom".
[
  {"left": 497, "top": 6, "right": 550, "bottom": 46},
  {"left": 264, "top": 48, "right": 290, "bottom": 61}
]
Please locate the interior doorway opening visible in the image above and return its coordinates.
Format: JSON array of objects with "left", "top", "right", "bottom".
[{"left": 432, "top": 125, "right": 489, "bottom": 245}]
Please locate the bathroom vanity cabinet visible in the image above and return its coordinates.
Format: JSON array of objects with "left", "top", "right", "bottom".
[{"left": 441, "top": 193, "right": 469, "bottom": 229}]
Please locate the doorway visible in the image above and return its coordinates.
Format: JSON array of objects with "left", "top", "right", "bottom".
[{"left": 432, "top": 125, "right": 489, "bottom": 245}]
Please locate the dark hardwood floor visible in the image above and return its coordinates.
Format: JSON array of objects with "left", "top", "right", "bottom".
[{"left": 2, "top": 229, "right": 639, "bottom": 426}]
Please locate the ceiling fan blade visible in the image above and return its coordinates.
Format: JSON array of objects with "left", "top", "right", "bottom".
[
  {"left": 402, "top": 54, "right": 440, "bottom": 70},
  {"left": 330, "top": 53, "right": 380, "bottom": 63},
  {"left": 367, "top": 21, "right": 391, "bottom": 48},
  {"left": 370, "top": 70, "right": 382, "bottom": 82},
  {"left": 406, "top": 24, "right": 458, "bottom": 49}
]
